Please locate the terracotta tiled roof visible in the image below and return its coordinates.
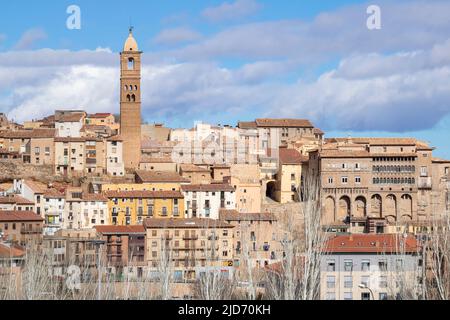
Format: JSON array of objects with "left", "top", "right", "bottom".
[
  {"left": 0, "top": 195, "right": 34, "bottom": 205},
  {"left": 104, "top": 190, "right": 183, "bottom": 199},
  {"left": 238, "top": 121, "right": 258, "bottom": 129},
  {"left": 82, "top": 193, "right": 108, "bottom": 202},
  {"left": 324, "top": 234, "right": 419, "bottom": 254},
  {"left": 255, "top": 118, "right": 314, "bottom": 128},
  {"left": 24, "top": 180, "right": 49, "bottom": 194},
  {"left": 279, "top": 148, "right": 308, "bottom": 165},
  {"left": 181, "top": 184, "right": 235, "bottom": 192},
  {"left": 0, "top": 129, "right": 55, "bottom": 139},
  {"left": 87, "top": 113, "right": 113, "bottom": 119},
  {"left": 55, "top": 137, "right": 102, "bottom": 143},
  {"left": 219, "top": 210, "right": 276, "bottom": 222},
  {"left": 44, "top": 189, "right": 65, "bottom": 199},
  {"left": 143, "top": 218, "right": 234, "bottom": 229},
  {"left": 0, "top": 243, "right": 26, "bottom": 259},
  {"left": 57, "top": 113, "right": 85, "bottom": 123},
  {"left": 0, "top": 211, "right": 44, "bottom": 222},
  {"left": 313, "top": 128, "right": 324, "bottom": 135},
  {"left": 95, "top": 225, "right": 145, "bottom": 234},
  {"left": 136, "top": 171, "right": 189, "bottom": 183}
]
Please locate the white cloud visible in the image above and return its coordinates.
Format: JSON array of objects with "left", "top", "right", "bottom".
[
  {"left": 153, "top": 27, "right": 202, "bottom": 46},
  {"left": 14, "top": 28, "right": 47, "bottom": 51},
  {"left": 202, "top": 0, "right": 262, "bottom": 22}
]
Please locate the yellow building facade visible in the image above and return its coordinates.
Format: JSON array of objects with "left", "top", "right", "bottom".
[
  {"left": 102, "top": 182, "right": 183, "bottom": 192},
  {"left": 104, "top": 190, "right": 184, "bottom": 226}
]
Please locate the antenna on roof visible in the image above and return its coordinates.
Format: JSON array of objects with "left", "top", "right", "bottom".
[{"left": 129, "top": 17, "right": 134, "bottom": 34}]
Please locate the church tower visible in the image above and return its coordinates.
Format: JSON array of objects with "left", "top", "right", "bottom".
[{"left": 120, "top": 27, "right": 142, "bottom": 170}]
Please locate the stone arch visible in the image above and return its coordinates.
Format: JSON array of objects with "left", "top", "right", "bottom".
[
  {"left": 338, "top": 196, "right": 351, "bottom": 222},
  {"left": 324, "top": 196, "right": 335, "bottom": 223},
  {"left": 385, "top": 194, "right": 397, "bottom": 219},
  {"left": 355, "top": 196, "right": 367, "bottom": 218},
  {"left": 371, "top": 194, "right": 382, "bottom": 217},
  {"left": 128, "top": 58, "right": 135, "bottom": 70},
  {"left": 400, "top": 194, "right": 413, "bottom": 221}
]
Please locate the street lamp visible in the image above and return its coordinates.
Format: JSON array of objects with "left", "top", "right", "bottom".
[{"left": 358, "top": 283, "right": 375, "bottom": 300}]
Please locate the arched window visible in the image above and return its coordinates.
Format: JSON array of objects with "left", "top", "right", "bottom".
[
  {"left": 128, "top": 58, "right": 135, "bottom": 70},
  {"left": 124, "top": 85, "right": 128, "bottom": 91},
  {"left": 126, "top": 94, "right": 131, "bottom": 102},
  {"left": 135, "top": 85, "right": 138, "bottom": 91},
  {"left": 131, "top": 94, "right": 136, "bottom": 102}
]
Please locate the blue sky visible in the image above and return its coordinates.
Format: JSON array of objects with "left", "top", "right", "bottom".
[{"left": 1, "top": 0, "right": 450, "bottom": 158}]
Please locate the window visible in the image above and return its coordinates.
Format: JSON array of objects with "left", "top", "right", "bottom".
[
  {"left": 378, "top": 260, "right": 388, "bottom": 271},
  {"left": 341, "top": 177, "right": 348, "bottom": 184},
  {"left": 327, "top": 260, "right": 336, "bottom": 272},
  {"left": 344, "top": 276, "right": 353, "bottom": 288},
  {"left": 326, "top": 276, "right": 336, "bottom": 289},
  {"left": 396, "top": 259, "right": 404, "bottom": 270},
  {"left": 291, "top": 173, "right": 296, "bottom": 181},
  {"left": 355, "top": 177, "right": 361, "bottom": 184},
  {"left": 344, "top": 292, "right": 353, "bottom": 300},
  {"left": 328, "top": 177, "right": 333, "bottom": 184},
  {"left": 361, "top": 260, "right": 370, "bottom": 272},
  {"left": 128, "top": 58, "right": 135, "bottom": 70},
  {"left": 379, "top": 293, "right": 388, "bottom": 300},
  {"left": 420, "top": 166, "right": 428, "bottom": 177},
  {"left": 161, "top": 207, "right": 168, "bottom": 216},
  {"left": 379, "top": 276, "right": 388, "bottom": 288},
  {"left": 361, "top": 292, "right": 371, "bottom": 301},
  {"left": 344, "top": 260, "right": 353, "bottom": 272}
]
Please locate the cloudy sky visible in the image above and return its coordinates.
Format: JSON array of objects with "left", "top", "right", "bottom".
[{"left": 1, "top": 0, "right": 450, "bottom": 157}]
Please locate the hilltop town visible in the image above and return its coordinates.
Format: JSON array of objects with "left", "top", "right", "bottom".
[{"left": 1, "top": 30, "right": 449, "bottom": 300}]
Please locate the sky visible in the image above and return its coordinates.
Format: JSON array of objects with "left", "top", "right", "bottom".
[{"left": 1, "top": 0, "right": 450, "bottom": 158}]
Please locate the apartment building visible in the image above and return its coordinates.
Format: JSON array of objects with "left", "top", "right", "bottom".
[
  {"left": 144, "top": 218, "right": 235, "bottom": 282},
  {"left": 181, "top": 184, "right": 236, "bottom": 219},
  {"left": 0, "top": 211, "right": 44, "bottom": 247},
  {"left": 106, "top": 136, "right": 125, "bottom": 176},
  {"left": 220, "top": 210, "right": 282, "bottom": 269},
  {"left": 13, "top": 179, "right": 49, "bottom": 216},
  {"left": 86, "top": 113, "right": 120, "bottom": 132},
  {"left": 317, "top": 138, "right": 448, "bottom": 228},
  {"left": 0, "top": 129, "right": 55, "bottom": 164},
  {"left": 229, "top": 164, "right": 262, "bottom": 214},
  {"left": 54, "top": 137, "right": 106, "bottom": 176},
  {"left": 42, "top": 189, "right": 65, "bottom": 236},
  {"left": 320, "top": 234, "right": 421, "bottom": 300},
  {"left": 55, "top": 112, "right": 86, "bottom": 138},
  {"left": 105, "top": 190, "right": 184, "bottom": 226},
  {"left": 0, "top": 195, "right": 35, "bottom": 211},
  {"left": 63, "top": 189, "right": 108, "bottom": 230},
  {"left": 271, "top": 147, "right": 308, "bottom": 203},
  {"left": 179, "top": 164, "right": 212, "bottom": 185},
  {"left": 95, "top": 225, "right": 146, "bottom": 279}
]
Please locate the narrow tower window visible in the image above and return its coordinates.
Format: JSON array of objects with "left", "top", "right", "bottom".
[
  {"left": 126, "top": 94, "right": 131, "bottom": 102},
  {"left": 128, "top": 58, "right": 135, "bottom": 70},
  {"left": 131, "top": 94, "right": 136, "bottom": 102}
]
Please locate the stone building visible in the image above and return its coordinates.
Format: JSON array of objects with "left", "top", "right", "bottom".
[
  {"left": 143, "top": 218, "right": 235, "bottom": 282},
  {"left": 0, "top": 211, "right": 44, "bottom": 247},
  {"left": 317, "top": 137, "right": 449, "bottom": 230},
  {"left": 120, "top": 28, "right": 142, "bottom": 170}
]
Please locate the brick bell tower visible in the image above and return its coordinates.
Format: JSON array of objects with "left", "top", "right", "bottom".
[{"left": 120, "top": 27, "right": 142, "bottom": 170}]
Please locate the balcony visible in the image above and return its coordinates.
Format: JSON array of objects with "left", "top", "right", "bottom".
[
  {"left": 21, "top": 228, "right": 43, "bottom": 234},
  {"left": 183, "top": 235, "right": 199, "bottom": 241}
]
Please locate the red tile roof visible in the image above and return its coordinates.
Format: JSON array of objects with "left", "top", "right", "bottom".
[
  {"left": 0, "top": 211, "right": 44, "bottom": 222},
  {"left": 0, "top": 243, "right": 26, "bottom": 259},
  {"left": 256, "top": 118, "right": 314, "bottom": 128},
  {"left": 0, "top": 195, "right": 34, "bottom": 205},
  {"left": 95, "top": 225, "right": 145, "bottom": 234},
  {"left": 181, "top": 184, "right": 235, "bottom": 192},
  {"left": 104, "top": 190, "right": 183, "bottom": 199},
  {"left": 88, "top": 113, "right": 113, "bottom": 119},
  {"left": 180, "top": 164, "right": 211, "bottom": 173},
  {"left": 324, "top": 234, "right": 419, "bottom": 254},
  {"left": 279, "top": 148, "right": 308, "bottom": 165},
  {"left": 0, "top": 129, "right": 55, "bottom": 139},
  {"left": 136, "top": 171, "right": 189, "bottom": 183},
  {"left": 82, "top": 193, "right": 108, "bottom": 202}
]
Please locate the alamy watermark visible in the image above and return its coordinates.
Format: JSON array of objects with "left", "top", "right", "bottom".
[
  {"left": 367, "top": 5, "right": 382, "bottom": 30},
  {"left": 66, "top": 5, "right": 81, "bottom": 30}
]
